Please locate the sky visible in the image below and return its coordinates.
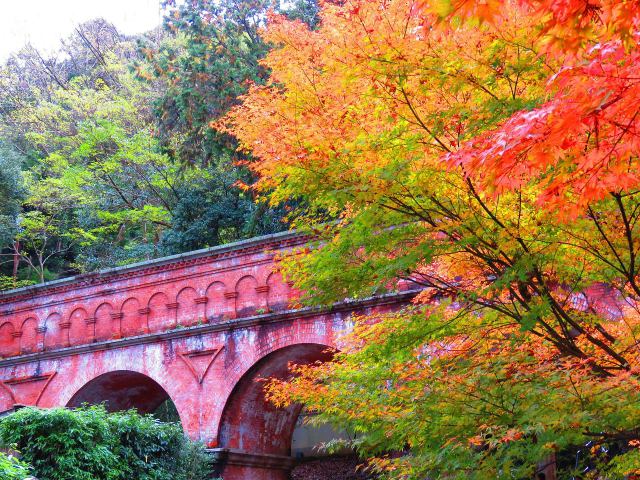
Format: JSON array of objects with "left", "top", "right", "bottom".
[{"left": 0, "top": 0, "right": 164, "bottom": 61}]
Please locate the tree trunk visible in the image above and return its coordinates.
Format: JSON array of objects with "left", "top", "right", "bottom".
[{"left": 12, "top": 241, "right": 19, "bottom": 280}]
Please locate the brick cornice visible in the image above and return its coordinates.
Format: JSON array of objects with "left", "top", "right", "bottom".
[
  {"left": 0, "top": 231, "right": 309, "bottom": 307},
  {"left": 0, "top": 258, "right": 276, "bottom": 317}
]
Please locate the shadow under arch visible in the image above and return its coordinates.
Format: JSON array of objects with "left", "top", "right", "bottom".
[
  {"left": 66, "top": 370, "right": 178, "bottom": 421},
  {"left": 217, "top": 343, "right": 335, "bottom": 456}
]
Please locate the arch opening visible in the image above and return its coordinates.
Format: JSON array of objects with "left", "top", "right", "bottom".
[
  {"left": 218, "top": 343, "right": 341, "bottom": 457},
  {"left": 291, "top": 409, "right": 352, "bottom": 459},
  {"left": 66, "top": 370, "right": 180, "bottom": 423}
]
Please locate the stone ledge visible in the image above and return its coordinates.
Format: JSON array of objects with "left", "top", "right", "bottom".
[{"left": 207, "top": 448, "right": 295, "bottom": 471}]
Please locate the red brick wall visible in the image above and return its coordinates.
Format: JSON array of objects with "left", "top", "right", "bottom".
[{"left": 0, "top": 232, "right": 416, "bottom": 479}]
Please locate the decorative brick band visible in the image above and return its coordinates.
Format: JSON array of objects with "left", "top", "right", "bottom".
[
  {"left": 224, "top": 292, "right": 238, "bottom": 300},
  {"left": 166, "top": 302, "right": 179, "bottom": 310},
  {"left": 255, "top": 285, "right": 270, "bottom": 294},
  {"left": 36, "top": 326, "right": 47, "bottom": 333},
  {"left": 195, "top": 297, "right": 209, "bottom": 305},
  {"left": 110, "top": 312, "right": 124, "bottom": 320},
  {"left": 0, "top": 290, "right": 420, "bottom": 368},
  {"left": 10, "top": 331, "right": 22, "bottom": 338},
  {"left": 85, "top": 317, "right": 96, "bottom": 325},
  {"left": 138, "top": 307, "right": 151, "bottom": 315}
]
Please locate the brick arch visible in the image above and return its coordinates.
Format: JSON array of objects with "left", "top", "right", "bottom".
[
  {"left": 148, "top": 292, "right": 171, "bottom": 332},
  {"left": 211, "top": 323, "right": 339, "bottom": 443},
  {"left": 31, "top": 343, "right": 203, "bottom": 435},
  {"left": 120, "top": 297, "right": 142, "bottom": 337},
  {"left": 43, "top": 312, "right": 62, "bottom": 350},
  {"left": 221, "top": 322, "right": 338, "bottom": 392},
  {"left": 206, "top": 281, "right": 227, "bottom": 321},
  {"left": 216, "top": 342, "right": 335, "bottom": 459},
  {"left": 52, "top": 362, "right": 192, "bottom": 434},
  {"left": 68, "top": 307, "right": 88, "bottom": 346},
  {"left": 235, "top": 275, "right": 259, "bottom": 317},
  {"left": 0, "top": 322, "right": 15, "bottom": 358},
  {"left": 176, "top": 287, "right": 199, "bottom": 327},
  {"left": 266, "top": 271, "right": 292, "bottom": 312},
  {"left": 20, "top": 317, "right": 38, "bottom": 354},
  {"left": 94, "top": 302, "right": 115, "bottom": 342}
]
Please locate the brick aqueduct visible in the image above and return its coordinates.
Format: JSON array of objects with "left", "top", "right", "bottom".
[{"left": 0, "top": 231, "right": 414, "bottom": 479}]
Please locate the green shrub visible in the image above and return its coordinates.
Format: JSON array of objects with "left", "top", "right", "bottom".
[
  {"left": 0, "top": 275, "right": 35, "bottom": 292},
  {"left": 0, "top": 405, "right": 211, "bottom": 480},
  {"left": 0, "top": 451, "right": 30, "bottom": 480}
]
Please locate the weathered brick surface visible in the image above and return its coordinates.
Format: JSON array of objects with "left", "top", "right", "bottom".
[{"left": 0, "top": 232, "right": 414, "bottom": 479}]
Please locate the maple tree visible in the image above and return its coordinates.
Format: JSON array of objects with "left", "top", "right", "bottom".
[{"left": 224, "top": 0, "right": 640, "bottom": 477}]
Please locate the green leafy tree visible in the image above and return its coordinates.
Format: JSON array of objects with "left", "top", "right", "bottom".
[
  {"left": 0, "top": 19, "right": 159, "bottom": 161},
  {"left": 12, "top": 55, "right": 206, "bottom": 273},
  {"left": 0, "top": 21, "right": 176, "bottom": 277},
  {"left": 160, "top": 160, "right": 287, "bottom": 252},
  {"left": 0, "top": 142, "right": 23, "bottom": 243},
  {"left": 13, "top": 210, "right": 76, "bottom": 284},
  {"left": 0, "top": 4, "right": 314, "bottom": 280},
  {"left": 148, "top": 0, "right": 275, "bottom": 166},
  {"left": 136, "top": 0, "right": 323, "bottom": 249},
  {"left": 0, "top": 142, "right": 26, "bottom": 285}
]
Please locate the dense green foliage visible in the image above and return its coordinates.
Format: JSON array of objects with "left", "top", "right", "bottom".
[
  {"left": 0, "top": 405, "right": 210, "bottom": 480},
  {"left": 0, "top": 451, "right": 30, "bottom": 480},
  {"left": 148, "top": 0, "right": 319, "bottom": 167},
  {"left": 139, "top": 0, "right": 317, "bottom": 248},
  {"left": 0, "top": 0, "right": 317, "bottom": 289},
  {"left": 0, "top": 142, "right": 24, "bottom": 245}
]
